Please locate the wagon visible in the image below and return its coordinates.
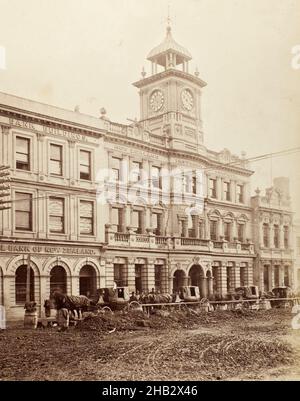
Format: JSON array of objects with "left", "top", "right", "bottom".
[
  {"left": 178, "top": 286, "right": 201, "bottom": 302},
  {"left": 95, "top": 287, "right": 130, "bottom": 311},
  {"left": 269, "top": 286, "right": 295, "bottom": 308}
]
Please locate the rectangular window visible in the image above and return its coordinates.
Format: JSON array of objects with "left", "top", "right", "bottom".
[
  {"left": 15, "top": 266, "right": 34, "bottom": 304},
  {"left": 183, "top": 172, "right": 196, "bottom": 194},
  {"left": 224, "top": 222, "right": 231, "bottom": 242},
  {"left": 274, "top": 225, "right": 280, "bottom": 249},
  {"left": 237, "top": 184, "right": 244, "bottom": 203},
  {"left": 152, "top": 213, "right": 163, "bottom": 236},
  {"left": 114, "top": 264, "right": 125, "bottom": 287},
  {"left": 263, "top": 265, "right": 269, "bottom": 292},
  {"left": 284, "top": 226, "right": 289, "bottom": 249},
  {"left": 224, "top": 181, "right": 231, "bottom": 201},
  {"left": 237, "top": 224, "right": 245, "bottom": 242},
  {"left": 112, "top": 207, "right": 124, "bottom": 233},
  {"left": 132, "top": 210, "right": 143, "bottom": 234},
  {"left": 209, "top": 179, "right": 217, "bottom": 198},
  {"left": 192, "top": 175, "right": 197, "bottom": 195},
  {"left": 80, "top": 201, "right": 94, "bottom": 235},
  {"left": 111, "top": 157, "right": 121, "bottom": 182},
  {"left": 132, "top": 161, "right": 142, "bottom": 183},
  {"left": 151, "top": 166, "right": 161, "bottom": 189},
  {"left": 263, "top": 224, "right": 269, "bottom": 248},
  {"left": 15, "top": 192, "right": 32, "bottom": 231},
  {"left": 49, "top": 197, "right": 65, "bottom": 233},
  {"left": 50, "top": 144, "right": 63, "bottom": 176},
  {"left": 16, "top": 137, "right": 30, "bottom": 171},
  {"left": 210, "top": 220, "right": 217, "bottom": 241},
  {"left": 183, "top": 173, "right": 190, "bottom": 193},
  {"left": 199, "top": 220, "right": 204, "bottom": 239},
  {"left": 188, "top": 215, "right": 197, "bottom": 238},
  {"left": 80, "top": 150, "right": 91, "bottom": 181}
]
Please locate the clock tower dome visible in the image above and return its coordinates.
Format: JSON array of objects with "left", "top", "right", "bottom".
[{"left": 133, "top": 24, "right": 207, "bottom": 153}]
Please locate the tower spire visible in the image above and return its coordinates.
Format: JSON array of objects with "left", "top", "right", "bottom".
[{"left": 167, "top": 3, "right": 171, "bottom": 28}]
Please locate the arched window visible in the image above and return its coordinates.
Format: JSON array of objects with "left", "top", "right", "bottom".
[
  {"left": 50, "top": 266, "right": 67, "bottom": 294},
  {"left": 15, "top": 265, "right": 35, "bottom": 304}
]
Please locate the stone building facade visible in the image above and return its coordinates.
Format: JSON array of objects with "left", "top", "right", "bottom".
[
  {"left": 251, "top": 178, "right": 294, "bottom": 292},
  {"left": 293, "top": 219, "right": 300, "bottom": 292},
  {"left": 0, "top": 25, "right": 294, "bottom": 320}
]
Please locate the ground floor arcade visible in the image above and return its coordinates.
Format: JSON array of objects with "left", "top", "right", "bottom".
[{"left": 0, "top": 242, "right": 255, "bottom": 320}]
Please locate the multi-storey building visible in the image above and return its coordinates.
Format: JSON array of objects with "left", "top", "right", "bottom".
[
  {"left": 0, "top": 25, "right": 294, "bottom": 320},
  {"left": 251, "top": 178, "right": 294, "bottom": 292},
  {"left": 293, "top": 219, "right": 300, "bottom": 292}
]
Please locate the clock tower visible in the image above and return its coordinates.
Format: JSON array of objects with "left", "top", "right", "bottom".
[{"left": 133, "top": 24, "right": 207, "bottom": 153}]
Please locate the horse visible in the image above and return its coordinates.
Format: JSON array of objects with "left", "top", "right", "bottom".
[{"left": 51, "top": 291, "right": 91, "bottom": 319}]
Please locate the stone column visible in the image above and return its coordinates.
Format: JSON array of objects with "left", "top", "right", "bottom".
[
  {"left": 269, "top": 263, "right": 274, "bottom": 290},
  {"left": 0, "top": 125, "right": 10, "bottom": 167},
  {"left": 217, "top": 177, "right": 222, "bottom": 200},
  {"left": 200, "top": 277, "right": 207, "bottom": 298},
  {"left": 230, "top": 180, "right": 236, "bottom": 203},
  {"left": 279, "top": 265, "right": 285, "bottom": 287},
  {"left": 169, "top": 275, "right": 174, "bottom": 294},
  {"left": 68, "top": 139, "right": 76, "bottom": 181},
  {"left": 220, "top": 263, "right": 228, "bottom": 296},
  {"left": 260, "top": 263, "right": 265, "bottom": 291},
  {"left": 161, "top": 262, "right": 169, "bottom": 293},
  {"left": 247, "top": 263, "right": 254, "bottom": 286},
  {"left": 146, "top": 259, "right": 155, "bottom": 292},
  {"left": 259, "top": 222, "right": 265, "bottom": 247},
  {"left": 71, "top": 275, "right": 80, "bottom": 296},
  {"left": 39, "top": 275, "right": 48, "bottom": 318},
  {"left": 207, "top": 277, "right": 214, "bottom": 298},
  {"left": 127, "top": 259, "right": 136, "bottom": 293},
  {"left": 69, "top": 195, "right": 77, "bottom": 241},
  {"left": 269, "top": 224, "right": 274, "bottom": 249},
  {"left": 234, "top": 263, "right": 241, "bottom": 288},
  {"left": 279, "top": 225, "right": 285, "bottom": 249},
  {"left": 105, "top": 259, "right": 114, "bottom": 288},
  {"left": 194, "top": 216, "right": 200, "bottom": 238}
]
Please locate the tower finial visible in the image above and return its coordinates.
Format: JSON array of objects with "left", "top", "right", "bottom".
[{"left": 167, "top": 3, "right": 171, "bottom": 33}]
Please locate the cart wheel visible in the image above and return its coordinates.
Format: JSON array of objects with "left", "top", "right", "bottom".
[
  {"left": 128, "top": 301, "right": 142, "bottom": 311},
  {"left": 243, "top": 301, "right": 250, "bottom": 309},
  {"left": 101, "top": 306, "right": 113, "bottom": 314},
  {"left": 200, "top": 298, "right": 209, "bottom": 305}
]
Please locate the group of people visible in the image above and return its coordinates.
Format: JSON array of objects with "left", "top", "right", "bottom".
[{"left": 129, "top": 288, "right": 161, "bottom": 302}]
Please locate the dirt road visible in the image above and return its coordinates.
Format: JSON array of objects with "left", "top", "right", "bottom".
[{"left": 0, "top": 309, "right": 299, "bottom": 381}]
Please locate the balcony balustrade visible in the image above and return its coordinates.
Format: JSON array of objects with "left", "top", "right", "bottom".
[{"left": 105, "top": 225, "right": 255, "bottom": 254}]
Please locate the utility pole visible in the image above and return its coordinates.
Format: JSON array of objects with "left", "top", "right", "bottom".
[{"left": 26, "top": 254, "right": 31, "bottom": 303}]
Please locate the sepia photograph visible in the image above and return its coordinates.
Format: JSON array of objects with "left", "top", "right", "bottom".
[{"left": 0, "top": 0, "right": 300, "bottom": 385}]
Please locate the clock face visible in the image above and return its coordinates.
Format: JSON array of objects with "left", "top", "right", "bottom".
[
  {"left": 150, "top": 90, "right": 164, "bottom": 112},
  {"left": 181, "top": 89, "right": 194, "bottom": 111}
]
